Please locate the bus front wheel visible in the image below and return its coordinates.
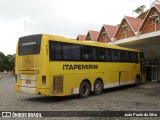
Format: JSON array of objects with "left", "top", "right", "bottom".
[
  {"left": 79, "top": 81, "right": 91, "bottom": 98},
  {"left": 94, "top": 80, "right": 103, "bottom": 95}
]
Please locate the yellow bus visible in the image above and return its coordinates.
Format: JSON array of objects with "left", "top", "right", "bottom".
[{"left": 15, "top": 34, "right": 145, "bottom": 98}]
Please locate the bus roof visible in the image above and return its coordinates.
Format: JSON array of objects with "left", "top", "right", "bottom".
[{"left": 42, "top": 34, "right": 140, "bottom": 52}]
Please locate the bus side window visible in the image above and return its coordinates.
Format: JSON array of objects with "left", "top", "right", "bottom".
[
  {"left": 131, "top": 52, "right": 138, "bottom": 63},
  {"left": 49, "top": 41, "right": 62, "bottom": 60},
  {"left": 105, "top": 49, "right": 111, "bottom": 61},
  {"left": 126, "top": 52, "right": 129, "bottom": 62},
  {"left": 120, "top": 51, "right": 128, "bottom": 62},
  {"left": 72, "top": 45, "right": 81, "bottom": 60},
  {"left": 49, "top": 41, "right": 54, "bottom": 60},
  {"left": 135, "top": 52, "right": 139, "bottom": 63},
  {"left": 128, "top": 51, "right": 132, "bottom": 62},
  {"left": 91, "top": 47, "right": 97, "bottom": 60},
  {"left": 117, "top": 50, "right": 120, "bottom": 61},
  {"left": 98, "top": 48, "right": 105, "bottom": 61},
  {"left": 82, "top": 46, "right": 97, "bottom": 61},
  {"left": 83, "top": 52, "right": 89, "bottom": 60},
  {"left": 111, "top": 50, "right": 119, "bottom": 61},
  {"left": 62, "top": 43, "right": 72, "bottom": 60},
  {"left": 130, "top": 52, "right": 134, "bottom": 62},
  {"left": 140, "top": 52, "right": 144, "bottom": 58},
  {"left": 82, "top": 46, "right": 89, "bottom": 60},
  {"left": 56, "top": 42, "right": 62, "bottom": 60}
]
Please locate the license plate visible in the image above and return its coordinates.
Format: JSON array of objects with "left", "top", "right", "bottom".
[{"left": 26, "top": 80, "right": 31, "bottom": 84}]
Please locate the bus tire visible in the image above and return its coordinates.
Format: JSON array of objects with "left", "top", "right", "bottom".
[
  {"left": 135, "top": 75, "right": 141, "bottom": 86},
  {"left": 94, "top": 80, "right": 103, "bottom": 95},
  {"left": 79, "top": 81, "right": 91, "bottom": 98}
]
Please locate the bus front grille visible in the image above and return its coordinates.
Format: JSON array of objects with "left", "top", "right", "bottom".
[{"left": 53, "top": 76, "right": 63, "bottom": 93}]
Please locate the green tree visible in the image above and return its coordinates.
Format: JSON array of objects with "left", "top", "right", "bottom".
[
  {"left": 153, "top": 0, "right": 160, "bottom": 3},
  {"left": 0, "top": 52, "right": 5, "bottom": 71},
  {"left": 4, "top": 55, "right": 14, "bottom": 71},
  {"left": 0, "top": 52, "right": 15, "bottom": 72},
  {"left": 133, "top": 5, "right": 146, "bottom": 15}
]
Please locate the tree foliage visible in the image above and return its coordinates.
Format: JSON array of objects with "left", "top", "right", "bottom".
[
  {"left": 153, "top": 0, "right": 160, "bottom": 3},
  {"left": 133, "top": 5, "right": 146, "bottom": 15},
  {"left": 0, "top": 52, "right": 15, "bottom": 72}
]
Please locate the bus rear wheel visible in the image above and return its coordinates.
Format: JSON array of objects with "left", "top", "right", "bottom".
[
  {"left": 94, "top": 80, "right": 103, "bottom": 95},
  {"left": 79, "top": 81, "right": 91, "bottom": 98}
]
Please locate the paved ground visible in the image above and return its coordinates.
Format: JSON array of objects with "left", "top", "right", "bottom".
[{"left": 0, "top": 72, "right": 160, "bottom": 120}]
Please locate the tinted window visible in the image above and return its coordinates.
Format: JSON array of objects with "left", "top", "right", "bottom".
[
  {"left": 130, "top": 52, "right": 138, "bottom": 62},
  {"left": 18, "top": 34, "right": 42, "bottom": 55},
  {"left": 105, "top": 49, "right": 111, "bottom": 61},
  {"left": 49, "top": 40, "right": 139, "bottom": 63},
  {"left": 117, "top": 50, "right": 120, "bottom": 61},
  {"left": 140, "top": 52, "right": 144, "bottom": 58},
  {"left": 98, "top": 48, "right": 105, "bottom": 61},
  {"left": 62, "top": 43, "right": 72, "bottom": 60},
  {"left": 49, "top": 42, "right": 62, "bottom": 60},
  {"left": 120, "top": 51, "right": 129, "bottom": 62},
  {"left": 49, "top": 41, "right": 81, "bottom": 61},
  {"left": 82, "top": 46, "right": 97, "bottom": 61},
  {"left": 72, "top": 45, "right": 81, "bottom": 60},
  {"left": 111, "top": 50, "right": 120, "bottom": 61}
]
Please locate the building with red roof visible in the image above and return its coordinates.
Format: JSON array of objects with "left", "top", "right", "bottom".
[
  {"left": 86, "top": 30, "right": 99, "bottom": 41},
  {"left": 76, "top": 4, "right": 160, "bottom": 82},
  {"left": 139, "top": 4, "right": 160, "bottom": 34},
  {"left": 114, "top": 16, "right": 143, "bottom": 40},
  {"left": 112, "top": 4, "right": 160, "bottom": 82},
  {"left": 97, "top": 24, "right": 118, "bottom": 43},
  {"left": 77, "top": 35, "right": 86, "bottom": 40}
]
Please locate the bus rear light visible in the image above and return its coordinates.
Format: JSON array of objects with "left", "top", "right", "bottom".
[{"left": 42, "top": 76, "right": 46, "bottom": 85}]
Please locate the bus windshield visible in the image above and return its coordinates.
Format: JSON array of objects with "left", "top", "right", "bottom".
[{"left": 18, "top": 34, "right": 42, "bottom": 55}]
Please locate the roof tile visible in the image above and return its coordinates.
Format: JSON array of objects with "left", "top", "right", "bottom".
[
  {"left": 77, "top": 35, "right": 86, "bottom": 40},
  {"left": 86, "top": 30, "right": 99, "bottom": 41},
  {"left": 125, "top": 16, "right": 143, "bottom": 32},
  {"left": 103, "top": 24, "right": 118, "bottom": 38},
  {"left": 155, "top": 3, "right": 160, "bottom": 11}
]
